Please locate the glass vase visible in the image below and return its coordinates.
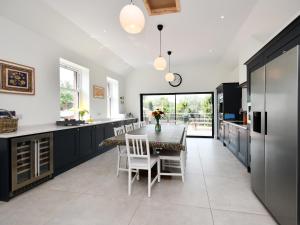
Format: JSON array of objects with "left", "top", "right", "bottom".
[{"left": 155, "top": 119, "right": 161, "bottom": 132}]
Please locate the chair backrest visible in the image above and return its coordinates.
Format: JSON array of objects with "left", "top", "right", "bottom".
[
  {"left": 133, "top": 122, "right": 140, "bottom": 130},
  {"left": 125, "top": 124, "right": 134, "bottom": 133},
  {"left": 114, "top": 126, "right": 125, "bottom": 136},
  {"left": 140, "top": 121, "right": 147, "bottom": 127},
  {"left": 125, "top": 134, "right": 150, "bottom": 160}
]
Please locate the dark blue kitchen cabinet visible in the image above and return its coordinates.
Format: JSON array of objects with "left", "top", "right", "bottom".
[
  {"left": 95, "top": 124, "right": 106, "bottom": 153},
  {"left": 228, "top": 126, "right": 239, "bottom": 154},
  {"left": 79, "top": 126, "right": 96, "bottom": 158},
  {"left": 238, "top": 128, "right": 248, "bottom": 166},
  {"left": 53, "top": 128, "right": 79, "bottom": 175}
]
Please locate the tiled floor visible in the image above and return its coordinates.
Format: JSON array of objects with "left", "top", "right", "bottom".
[{"left": 0, "top": 138, "right": 277, "bottom": 225}]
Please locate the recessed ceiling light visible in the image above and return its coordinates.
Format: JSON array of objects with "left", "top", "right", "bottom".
[
  {"left": 103, "top": 29, "right": 107, "bottom": 33},
  {"left": 209, "top": 49, "right": 213, "bottom": 53},
  {"left": 220, "top": 15, "right": 225, "bottom": 19}
]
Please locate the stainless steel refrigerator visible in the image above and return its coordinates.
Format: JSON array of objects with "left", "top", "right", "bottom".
[{"left": 251, "top": 45, "right": 299, "bottom": 225}]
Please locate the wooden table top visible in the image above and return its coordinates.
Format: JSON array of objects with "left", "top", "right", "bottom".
[{"left": 101, "top": 124, "right": 186, "bottom": 152}]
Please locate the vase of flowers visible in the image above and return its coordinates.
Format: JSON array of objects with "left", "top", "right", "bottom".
[{"left": 152, "top": 109, "right": 164, "bottom": 132}]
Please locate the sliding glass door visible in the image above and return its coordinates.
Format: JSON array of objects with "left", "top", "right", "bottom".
[{"left": 141, "top": 92, "right": 214, "bottom": 137}]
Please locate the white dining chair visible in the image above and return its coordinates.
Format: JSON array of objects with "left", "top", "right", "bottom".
[
  {"left": 114, "top": 126, "right": 127, "bottom": 176},
  {"left": 125, "top": 124, "right": 134, "bottom": 133},
  {"left": 159, "top": 131, "right": 187, "bottom": 182},
  {"left": 140, "top": 120, "right": 147, "bottom": 127},
  {"left": 133, "top": 122, "right": 140, "bottom": 130},
  {"left": 125, "top": 134, "right": 160, "bottom": 197}
]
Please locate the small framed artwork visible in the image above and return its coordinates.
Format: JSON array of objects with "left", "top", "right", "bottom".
[
  {"left": 93, "top": 85, "right": 105, "bottom": 99},
  {"left": 0, "top": 60, "right": 35, "bottom": 95}
]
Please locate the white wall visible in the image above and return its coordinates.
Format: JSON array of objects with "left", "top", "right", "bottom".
[
  {"left": 125, "top": 63, "right": 239, "bottom": 137},
  {"left": 0, "top": 16, "right": 125, "bottom": 126}
]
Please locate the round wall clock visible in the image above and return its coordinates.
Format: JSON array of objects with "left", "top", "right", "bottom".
[{"left": 169, "top": 73, "right": 182, "bottom": 87}]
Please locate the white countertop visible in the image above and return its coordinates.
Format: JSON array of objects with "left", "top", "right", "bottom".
[
  {"left": 0, "top": 118, "right": 137, "bottom": 139},
  {"left": 223, "top": 120, "right": 248, "bottom": 130}
]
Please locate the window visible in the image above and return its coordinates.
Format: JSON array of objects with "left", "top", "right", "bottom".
[
  {"left": 59, "top": 65, "right": 80, "bottom": 119},
  {"left": 141, "top": 92, "right": 214, "bottom": 137},
  {"left": 107, "top": 77, "right": 119, "bottom": 118}
]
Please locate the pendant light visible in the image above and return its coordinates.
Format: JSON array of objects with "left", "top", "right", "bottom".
[
  {"left": 120, "top": 0, "right": 145, "bottom": 34},
  {"left": 154, "top": 24, "right": 167, "bottom": 71},
  {"left": 165, "top": 51, "right": 175, "bottom": 82}
]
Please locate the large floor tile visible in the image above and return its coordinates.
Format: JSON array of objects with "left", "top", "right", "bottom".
[
  {"left": 44, "top": 193, "right": 140, "bottom": 225},
  {"left": 205, "top": 175, "right": 268, "bottom": 215},
  {"left": 130, "top": 201, "right": 213, "bottom": 225},
  {"left": 147, "top": 173, "right": 210, "bottom": 208},
  {"left": 212, "top": 209, "right": 278, "bottom": 225}
]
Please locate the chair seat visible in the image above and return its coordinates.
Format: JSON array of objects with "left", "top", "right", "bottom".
[{"left": 130, "top": 156, "right": 159, "bottom": 169}]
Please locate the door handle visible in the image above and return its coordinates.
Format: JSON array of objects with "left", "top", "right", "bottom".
[{"left": 265, "top": 112, "right": 267, "bottom": 135}]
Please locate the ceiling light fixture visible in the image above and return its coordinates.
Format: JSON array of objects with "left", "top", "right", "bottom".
[
  {"left": 165, "top": 51, "right": 175, "bottom": 82},
  {"left": 120, "top": 0, "right": 145, "bottom": 34},
  {"left": 154, "top": 24, "right": 167, "bottom": 71},
  {"left": 220, "top": 15, "right": 225, "bottom": 19}
]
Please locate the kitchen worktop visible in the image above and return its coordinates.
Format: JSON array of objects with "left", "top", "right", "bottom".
[
  {"left": 223, "top": 120, "right": 248, "bottom": 130},
  {"left": 0, "top": 118, "right": 137, "bottom": 138}
]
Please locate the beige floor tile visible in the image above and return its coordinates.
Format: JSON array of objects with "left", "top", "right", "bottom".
[
  {"left": 212, "top": 209, "right": 278, "bottom": 225},
  {"left": 45, "top": 193, "right": 140, "bottom": 225},
  {"left": 205, "top": 175, "right": 268, "bottom": 215},
  {"left": 129, "top": 201, "right": 214, "bottom": 225}
]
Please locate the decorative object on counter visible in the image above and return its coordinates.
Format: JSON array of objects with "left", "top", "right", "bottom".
[
  {"left": 127, "top": 112, "right": 134, "bottom": 118},
  {"left": 169, "top": 73, "right": 182, "bottom": 87},
  {"left": 0, "top": 109, "right": 18, "bottom": 133},
  {"left": 93, "top": 85, "right": 105, "bottom": 98},
  {"left": 79, "top": 109, "right": 89, "bottom": 121},
  {"left": 56, "top": 119, "right": 85, "bottom": 126},
  {"left": 0, "top": 60, "right": 35, "bottom": 95},
  {"left": 152, "top": 109, "right": 165, "bottom": 132}
]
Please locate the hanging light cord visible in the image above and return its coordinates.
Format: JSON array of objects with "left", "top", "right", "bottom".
[
  {"left": 169, "top": 53, "right": 171, "bottom": 72},
  {"left": 159, "top": 31, "right": 162, "bottom": 57}
]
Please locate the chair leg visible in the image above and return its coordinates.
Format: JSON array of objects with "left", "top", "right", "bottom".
[
  {"left": 158, "top": 160, "right": 161, "bottom": 183},
  {"left": 137, "top": 169, "right": 140, "bottom": 181},
  {"left": 116, "top": 146, "right": 120, "bottom": 177},
  {"left": 180, "top": 158, "right": 185, "bottom": 183},
  {"left": 128, "top": 168, "right": 132, "bottom": 196},
  {"left": 148, "top": 169, "right": 151, "bottom": 197}
]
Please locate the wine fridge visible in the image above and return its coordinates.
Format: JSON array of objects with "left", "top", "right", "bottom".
[{"left": 11, "top": 133, "right": 53, "bottom": 192}]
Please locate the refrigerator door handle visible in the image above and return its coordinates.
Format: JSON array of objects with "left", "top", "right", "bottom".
[{"left": 265, "top": 112, "right": 267, "bottom": 135}]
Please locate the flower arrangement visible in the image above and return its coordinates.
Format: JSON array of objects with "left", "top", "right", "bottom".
[
  {"left": 152, "top": 109, "right": 164, "bottom": 132},
  {"left": 152, "top": 109, "right": 165, "bottom": 120}
]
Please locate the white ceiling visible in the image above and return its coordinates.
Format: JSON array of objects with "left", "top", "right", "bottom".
[
  {"left": 1, "top": 0, "right": 300, "bottom": 75},
  {"left": 41, "top": 0, "right": 258, "bottom": 69}
]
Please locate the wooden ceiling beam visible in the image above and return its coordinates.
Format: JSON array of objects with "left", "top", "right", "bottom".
[{"left": 144, "top": 0, "right": 181, "bottom": 16}]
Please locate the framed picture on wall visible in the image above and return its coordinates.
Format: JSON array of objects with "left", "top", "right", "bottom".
[
  {"left": 0, "top": 60, "right": 35, "bottom": 95},
  {"left": 93, "top": 85, "right": 105, "bottom": 99}
]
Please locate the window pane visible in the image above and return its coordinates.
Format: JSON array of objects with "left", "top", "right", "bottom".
[
  {"left": 60, "top": 67, "right": 76, "bottom": 89},
  {"left": 176, "top": 94, "right": 213, "bottom": 137},
  {"left": 142, "top": 95, "right": 176, "bottom": 124},
  {"left": 59, "top": 66, "right": 78, "bottom": 119}
]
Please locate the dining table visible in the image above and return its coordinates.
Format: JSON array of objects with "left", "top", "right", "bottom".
[{"left": 101, "top": 124, "right": 186, "bottom": 152}]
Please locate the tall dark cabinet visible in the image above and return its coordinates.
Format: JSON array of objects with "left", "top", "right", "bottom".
[
  {"left": 246, "top": 16, "right": 300, "bottom": 225},
  {"left": 216, "top": 83, "right": 242, "bottom": 139}
]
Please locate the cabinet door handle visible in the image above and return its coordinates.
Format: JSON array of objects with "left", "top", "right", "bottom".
[
  {"left": 34, "top": 140, "right": 37, "bottom": 177},
  {"left": 37, "top": 140, "right": 40, "bottom": 176},
  {"left": 265, "top": 112, "right": 268, "bottom": 135}
]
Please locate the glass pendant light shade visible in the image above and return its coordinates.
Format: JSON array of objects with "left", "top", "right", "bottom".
[
  {"left": 120, "top": 3, "right": 145, "bottom": 34},
  {"left": 154, "top": 56, "right": 167, "bottom": 71},
  {"left": 165, "top": 72, "right": 175, "bottom": 82}
]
